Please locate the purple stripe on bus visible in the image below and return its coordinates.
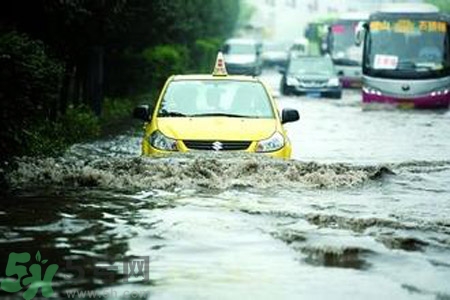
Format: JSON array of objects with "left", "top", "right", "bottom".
[{"left": 362, "top": 90, "right": 450, "bottom": 109}]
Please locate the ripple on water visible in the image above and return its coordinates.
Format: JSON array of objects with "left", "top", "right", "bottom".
[{"left": 300, "top": 245, "right": 373, "bottom": 270}]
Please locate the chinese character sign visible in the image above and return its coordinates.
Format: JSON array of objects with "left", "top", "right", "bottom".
[{"left": 373, "top": 54, "right": 398, "bottom": 70}]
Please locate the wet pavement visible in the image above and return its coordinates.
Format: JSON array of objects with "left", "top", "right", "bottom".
[{"left": 1, "top": 69, "right": 450, "bottom": 299}]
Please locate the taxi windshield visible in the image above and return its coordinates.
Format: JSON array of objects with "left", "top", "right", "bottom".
[{"left": 158, "top": 80, "right": 275, "bottom": 118}]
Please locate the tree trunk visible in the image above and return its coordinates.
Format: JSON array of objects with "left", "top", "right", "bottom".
[{"left": 86, "top": 46, "right": 104, "bottom": 116}]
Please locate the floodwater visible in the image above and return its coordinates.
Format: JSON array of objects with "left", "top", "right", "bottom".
[{"left": 1, "top": 69, "right": 450, "bottom": 300}]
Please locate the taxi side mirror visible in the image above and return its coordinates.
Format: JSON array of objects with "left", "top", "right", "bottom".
[
  {"left": 281, "top": 108, "right": 299, "bottom": 124},
  {"left": 133, "top": 105, "right": 150, "bottom": 121}
]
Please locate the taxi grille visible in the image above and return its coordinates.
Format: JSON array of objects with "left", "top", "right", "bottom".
[{"left": 183, "top": 140, "right": 251, "bottom": 151}]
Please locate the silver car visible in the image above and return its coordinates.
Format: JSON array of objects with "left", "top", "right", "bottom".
[{"left": 222, "top": 38, "right": 262, "bottom": 76}]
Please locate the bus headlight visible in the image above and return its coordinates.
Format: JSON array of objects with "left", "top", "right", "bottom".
[
  {"left": 256, "top": 132, "right": 285, "bottom": 153},
  {"left": 431, "top": 89, "right": 449, "bottom": 96},
  {"left": 149, "top": 130, "right": 178, "bottom": 151},
  {"left": 362, "top": 86, "right": 382, "bottom": 96}
]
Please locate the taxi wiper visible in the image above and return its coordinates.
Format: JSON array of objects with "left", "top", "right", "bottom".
[
  {"left": 159, "top": 110, "right": 188, "bottom": 117},
  {"left": 190, "top": 113, "right": 249, "bottom": 118}
]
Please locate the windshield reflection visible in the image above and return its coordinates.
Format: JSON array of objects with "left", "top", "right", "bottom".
[{"left": 158, "top": 81, "right": 275, "bottom": 118}]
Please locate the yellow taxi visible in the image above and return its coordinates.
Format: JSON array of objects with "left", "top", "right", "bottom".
[{"left": 133, "top": 52, "right": 299, "bottom": 159}]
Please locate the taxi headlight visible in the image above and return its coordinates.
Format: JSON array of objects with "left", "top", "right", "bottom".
[
  {"left": 256, "top": 132, "right": 285, "bottom": 153},
  {"left": 328, "top": 78, "right": 340, "bottom": 86},
  {"left": 149, "top": 130, "right": 178, "bottom": 151}
]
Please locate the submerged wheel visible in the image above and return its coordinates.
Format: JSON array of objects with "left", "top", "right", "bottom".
[
  {"left": 330, "top": 91, "right": 342, "bottom": 99},
  {"left": 281, "top": 84, "right": 292, "bottom": 96}
]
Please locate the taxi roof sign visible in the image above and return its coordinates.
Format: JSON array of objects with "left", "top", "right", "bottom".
[{"left": 212, "top": 51, "right": 228, "bottom": 76}]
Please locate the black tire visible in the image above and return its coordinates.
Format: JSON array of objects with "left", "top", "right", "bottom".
[
  {"left": 255, "top": 65, "right": 262, "bottom": 76},
  {"left": 281, "top": 84, "right": 292, "bottom": 96},
  {"left": 329, "top": 91, "right": 342, "bottom": 99}
]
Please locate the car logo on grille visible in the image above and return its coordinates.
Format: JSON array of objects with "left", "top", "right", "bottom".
[
  {"left": 212, "top": 141, "right": 223, "bottom": 151},
  {"left": 402, "top": 84, "right": 410, "bottom": 91}
]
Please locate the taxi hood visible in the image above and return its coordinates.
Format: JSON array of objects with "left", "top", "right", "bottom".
[{"left": 157, "top": 117, "right": 278, "bottom": 141}]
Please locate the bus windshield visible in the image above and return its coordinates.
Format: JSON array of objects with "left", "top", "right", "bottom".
[
  {"left": 364, "top": 18, "right": 450, "bottom": 79},
  {"left": 330, "top": 22, "right": 364, "bottom": 65}
]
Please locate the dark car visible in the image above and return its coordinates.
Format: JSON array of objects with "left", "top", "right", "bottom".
[
  {"left": 222, "top": 38, "right": 262, "bottom": 76},
  {"left": 280, "top": 55, "right": 342, "bottom": 99}
]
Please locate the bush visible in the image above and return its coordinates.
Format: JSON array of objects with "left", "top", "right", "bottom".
[
  {"left": 0, "top": 31, "right": 63, "bottom": 158},
  {"left": 25, "top": 106, "right": 100, "bottom": 157},
  {"left": 102, "top": 97, "right": 136, "bottom": 121},
  {"left": 193, "top": 38, "right": 222, "bottom": 73},
  {"left": 142, "top": 44, "right": 190, "bottom": 89},
  {"left": 61, "top": 106, "right": 101, "bottom": 144}
]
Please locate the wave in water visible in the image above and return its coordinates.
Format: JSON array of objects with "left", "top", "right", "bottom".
[{"left": 6, "top": 154, "right": 394, "bottom": 191}]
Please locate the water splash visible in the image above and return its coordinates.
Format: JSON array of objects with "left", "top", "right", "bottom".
[{"left": 6, "top": 153, "right": 393, "bottom": 192}]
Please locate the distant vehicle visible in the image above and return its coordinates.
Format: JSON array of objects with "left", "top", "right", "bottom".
[
  {"left": 356, "top": 3, "right": 450, "bottom": 109},
  {"left": 222, "top": 38, "right": 263, "bottom": 76},
  {"left": 326, "top": 12, "right": 369, "bottom": 88},
  {"left": 304, "top": 17, "right": 337, "bottom": 55},
  {"left": 288, "top": 38, "right": 309, "bottom": 58},
  {"left": 280, "top": 55, "right": 342, "bottom": 98},
  {"left": 133, "top": 52, "right": 299, "bottom": 159},
  {"left": 261, "top": 41, "right": 289, "bottom": 67}
]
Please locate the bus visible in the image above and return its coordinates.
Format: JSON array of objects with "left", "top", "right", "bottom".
[
  {"left": 357, "top": 3, "right": 450, "bottom": 109},
  {"left": 304, "top": 14, "right": 338, "bottom": 55},
  {"left": 327, "top": 12, "right": 369, "bottom": 88}
]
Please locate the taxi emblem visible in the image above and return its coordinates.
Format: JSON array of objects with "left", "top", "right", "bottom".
[{"left": 212, "top": 141, "right": 223, "bottom": 151}]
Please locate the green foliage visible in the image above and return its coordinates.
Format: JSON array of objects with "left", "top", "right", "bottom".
[
  {"left": 25, "top": 106, "right": 100, "bottom": 157},
  {"left": 193, "top": 38, "right": 222, "bottom": 73},
  {"left": 142, "top": 45, "right": 190, "bottom": 89},
  {"left": 0, "top": 31, "right": 63, "bottom": 158},
  {"left": 102, "top": 96, "right": 144, "bottom": 121},
  {"left": 0, "top": 0, "right": 242, "bottom": 159},
  {"left": 238, "top": 0, "right": 256, "bottom": 28},
  {"left": 61, "top": 106, "right": 101, "bottom": 144},
  {"left": 105, "top": 0, "right": 240, "bottom": 97},
  {"left": 425, "top": 0, "right": 450, "bottom": 13}
]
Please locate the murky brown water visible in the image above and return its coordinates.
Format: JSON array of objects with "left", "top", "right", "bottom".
[{"left": 1, "top": 69, "right": 450, "bottom": 299}]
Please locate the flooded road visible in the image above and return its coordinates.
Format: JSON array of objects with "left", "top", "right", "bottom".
[{"left": 1, "top": 69, "right": 450, "bottom": 299}]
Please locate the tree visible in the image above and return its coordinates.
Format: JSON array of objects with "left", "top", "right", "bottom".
[{"left": 425, "top": 0, "right": 450, "bottom": 13}]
